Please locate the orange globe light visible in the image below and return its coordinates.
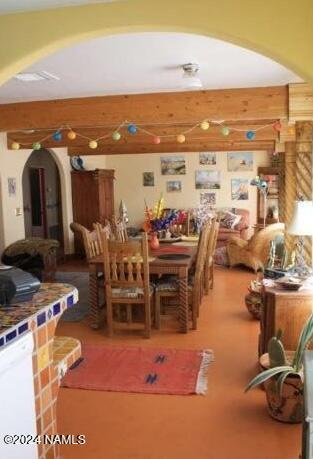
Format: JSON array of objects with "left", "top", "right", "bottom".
[
  {"left": 287, "top": 126, "right": 295, "bottom": 136},
  {"left": 153, "top": 136, "right": 161, "bottom": 144},
  {"left": 176, "top": 134, "right": 186, "bottom": 144},
  {"left": 67, "top": 130, "right": 77, "bottom": 140},
  {"left": 273, "top": 121, "right": 282, "bottom": 132}
]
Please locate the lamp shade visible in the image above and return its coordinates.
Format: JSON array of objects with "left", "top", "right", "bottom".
[{"left": 288, "top": 201, "right": 313, "bottom": 236}]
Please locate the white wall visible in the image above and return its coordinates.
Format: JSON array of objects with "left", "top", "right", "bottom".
[
  {"left": 0, "top": 133, "right": 106, "bottom": 254},
  {"left": 106, "top": 151, "right": 270, "bottom": 227}
]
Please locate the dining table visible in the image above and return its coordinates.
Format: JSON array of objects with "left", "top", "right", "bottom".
[{"left": 87, "top": 243, "right": 198, "bottom": 333}]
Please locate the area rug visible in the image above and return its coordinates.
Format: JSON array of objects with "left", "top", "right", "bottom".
[
  {"left": 55, "top": 271, "right": 91, "bottom": 322},
  {"left": 61, "top": 345, "right": 214, "bottom": 395}
]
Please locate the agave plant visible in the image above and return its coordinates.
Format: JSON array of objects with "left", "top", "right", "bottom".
[{"left": 245, "top": 313, "right": 313, "bottom": 398}]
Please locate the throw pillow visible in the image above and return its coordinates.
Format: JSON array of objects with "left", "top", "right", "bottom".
[{"left": 221, "top": 211, "right": 242, "bottom": 230}]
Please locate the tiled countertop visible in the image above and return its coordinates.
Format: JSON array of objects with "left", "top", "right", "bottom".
[{"left": 0, "top": 283, "right": 78, "bottom": 349}]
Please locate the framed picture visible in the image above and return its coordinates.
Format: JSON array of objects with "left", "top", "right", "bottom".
[
  {"left": 8, "top": 177, "right": 17, "bottom": 197},
  {"left": 227, "top": 152, "right": 254, "bottom": 171},
  {"left": 143, "top": 172, "right": 154, "bottom": 187},
  {"left": 231, "top": 178, "right": 249, "bottom": 200},
  {"left": 200, "top": 192, "right": 216, "bottom": 206},
  {"left": 195, "top": 170, "right": 221, "bottom": 189},
  {"left": 166, "top": 180, "right": 182, "bottom": 192},
  {"left": 199, "top": 152, "right": 216, "bottom": 165},
  {"left": 161, "top": 156, "right": 186, "bottom": 175}
]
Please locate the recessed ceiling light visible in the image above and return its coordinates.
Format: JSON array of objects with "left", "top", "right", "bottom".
[{"left": 14, "top": 71, "right": 60, "bottom": 82}]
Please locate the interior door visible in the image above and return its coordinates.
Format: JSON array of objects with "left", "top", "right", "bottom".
[{"left": 29, "top": 167, "right": 47, "bottom": 238}]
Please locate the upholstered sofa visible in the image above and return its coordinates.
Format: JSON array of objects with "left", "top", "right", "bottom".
[
  {"left": 226, "top": 222, "right": 285, "bottom": 272},
  {"left": 216, "top": 208, "right": 250, "bottom": 248}
]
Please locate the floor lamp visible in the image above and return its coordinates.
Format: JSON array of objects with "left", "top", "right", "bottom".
[
  {"left": 250, "top": 177, "right": 268, "bottom": 227},
  {"left": 288, "top": 200, "right": 313, "bottom": 277}
]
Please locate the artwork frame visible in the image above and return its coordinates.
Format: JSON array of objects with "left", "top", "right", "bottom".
[
  {"left": 227, "top": 152, "right": 254, "bottom": 171},
  {"left": 8, "top": 177, "right": 17, "bottom": 197},
  {"left": 231, "top": 178, "right": 249, "bottom": 200},
  {"left": 161, "top": 156, "right": 186, "bottom": 175},
  {"left": 195, "top": 170, "right": 221, "bottom": 189},
  {"left": 166, "top": 180, "right": 182, "bottom": 192},
  {"left": 143, "top": 172, "right": 154, "bottom": 187},
  {"left": 200, "top": 192, "right": 216, "bottom": 206},
  {"left": 199, "top": 152, "right": 216, "bottom": 165}
]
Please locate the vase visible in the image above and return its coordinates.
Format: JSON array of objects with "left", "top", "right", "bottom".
[
  {"left": 263, "top": 375, "right": 303, "bottom": 423},
  {"left": 150, "top": 233, "right": 159, "bottom": 250}
]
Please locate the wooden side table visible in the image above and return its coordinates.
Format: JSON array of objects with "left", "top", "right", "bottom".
[{"left": 259, "top": 285, "right": 313, "bottom": 356}]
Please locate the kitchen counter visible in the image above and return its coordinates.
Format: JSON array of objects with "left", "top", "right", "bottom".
[{"left": 0, "top": 282, "right": 81, "bottom": 459}]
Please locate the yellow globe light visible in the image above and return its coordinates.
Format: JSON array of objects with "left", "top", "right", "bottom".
[
  {"left": 176, "top": 134, "right": 186, "bottom": 144},
  {"left": 67, "top": 130, "right": 77, "bottom": 140},
  {"left": 89, "top": 140, "right": 98, "bottom": 149},
  {"left": 11, "top": 142, "right": 20, "bottom": 150},
  {"left": 200, "top": 120, "right": 210, "bottom": 130}
]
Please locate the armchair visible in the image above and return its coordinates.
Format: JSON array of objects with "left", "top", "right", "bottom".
[
  {"left": 217, "top": 208, "right": 250, "bottom": 247},
  {"left": 226, "top": 223, "right": 285, "bottom": 272}
]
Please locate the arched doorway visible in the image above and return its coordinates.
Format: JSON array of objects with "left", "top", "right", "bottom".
[{"left": 22, "top": 148, "right": 64, "bottom": 255}]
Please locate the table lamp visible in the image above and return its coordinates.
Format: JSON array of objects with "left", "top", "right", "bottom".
[{"left": 288, "top": 200, "right": 313, "bottom": 276}]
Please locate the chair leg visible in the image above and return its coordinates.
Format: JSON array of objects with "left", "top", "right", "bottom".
[
  {"left": 106, "top": 299, "right": 114, "bottom": 337},
  {"left": 204, "top": 263, "right": 209, "bottom": 295},
  {"left": 144, "top": 297, "right": 151, "bottom": 338},
  {"left": 209, "top": 264, "right": 214, "bottom": 289},
  {"left": 155, "top": 292, "right": 161, "bottom": 329},
  {"left": 126, "top": 304, "right": 132, "bottom": 323}
]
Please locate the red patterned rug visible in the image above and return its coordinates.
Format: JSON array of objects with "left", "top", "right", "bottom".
[{"left": 61, "top": 345, "right": 214, "bottom": 395}]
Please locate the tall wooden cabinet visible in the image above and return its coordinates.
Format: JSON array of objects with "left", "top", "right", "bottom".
[{"left": 71, "top": 169, "right": 115, "bottom": 255}]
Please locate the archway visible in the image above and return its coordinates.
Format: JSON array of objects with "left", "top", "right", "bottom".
[
  {"left": 22, "top": 148, "right": 64, "bottom": 255},
  {"left": 0, "top": 1, "right": 312, "bottom": 87}
]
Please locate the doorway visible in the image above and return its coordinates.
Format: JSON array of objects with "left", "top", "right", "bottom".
[{"left": 22, "top": 149, "right": 64, "bottom": 255}]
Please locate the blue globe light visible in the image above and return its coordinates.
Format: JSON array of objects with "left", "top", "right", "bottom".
[
  {"left": 246, "top": 130, "right": 255, "bottom": 140},
  {"left": 52, "top": 131, "right": 62, "bottom": 141},
  {"left": 127, "top": 124, "right": 137, "bottom": 135}
]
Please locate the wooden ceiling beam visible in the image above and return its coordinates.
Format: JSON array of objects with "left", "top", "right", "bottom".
[
  {"left": 0, "top": 86, "right": 288, "bottom": 132},
  {"left": 68, "top": 140, "right": 275, "bottom": 156},
  {"left": 7, "top": 122, "right": 278, "bottom": 149}
]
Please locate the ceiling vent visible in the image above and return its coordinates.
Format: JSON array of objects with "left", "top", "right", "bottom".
[{"left": 13, "top": 71, "right": 60, "bottom": 82}]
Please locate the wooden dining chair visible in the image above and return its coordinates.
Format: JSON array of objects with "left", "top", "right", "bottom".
[
  {"left": 93, "top": 221, "right": 113, "bottom": 251},
  {"left": 154, "top": 222, "right": 210, "bottom": 330},
  {"left": 111, "top": 216, "right": 128, "bottom": 242},
  {"left": 102, "top": 232, "right": 153, "bottom": 337},
  {"left": 204, "top": 219, "right": 220, "bottom": 294}
]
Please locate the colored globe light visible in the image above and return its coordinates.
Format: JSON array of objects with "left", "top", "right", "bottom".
[
  {"left": 89, "top": 140, "right": 98, "bottom": 149},
  {"left": 67, "top": 130, "right": 77, "bottom": 140},
  {"left": 176, "top": 134, "right": 186, "bottom": 144},
  {"left": 112, "top": 131, "right": 121, "bottom": 141},
  {"left": 52, "top": 131, "right": 62, "bottom": 141},
  {"left": 246, "top": 130, "right": 256, "bottom": 140},
  {"left": 32, "top": 142, "right": 41, "bottom": 150},
  {"left": 127, "top": 124, "right": 137, "bottom": 135},
  {"left": 200, "top": 120, "right": 210, "bottom": 130},
  {"left": 11, "top": 142, "right": 20, "bottom": 150},
  {"left": 273, "top": 121, "right": 282, "bottom": 132},
  {"left": 287, "top": 126, "right": 295, "bottom": 136},
  {"left": 221, "top": 126, "right": 230, "bottom": 136},
  {"left": 153, "top": 136, "right": 161, "bottom": 144}
]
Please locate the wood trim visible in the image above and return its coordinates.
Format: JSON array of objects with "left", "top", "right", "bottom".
[
  {"left": 0, "top": 86, "right": 288, "bottom": 132},
  {"left": 67, "top": 140, "right": 275, "bottom": 155},
  {"left": 289, "top": 83, "right": 313, "bottom": 121}
]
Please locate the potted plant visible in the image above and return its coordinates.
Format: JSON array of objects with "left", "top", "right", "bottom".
[{"left": 245, "top": 314, "right": 313, "bottom": 423}]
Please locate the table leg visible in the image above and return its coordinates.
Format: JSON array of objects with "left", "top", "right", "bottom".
[
  {"left": 89, "top": 266, "right": 101, "bottom": 329},
  {"left": 177, "top": 267, "right": 189, "bottom": 333}
]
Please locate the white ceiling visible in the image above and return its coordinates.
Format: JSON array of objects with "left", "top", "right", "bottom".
[
  {"left": 0, "top": 0, "right": 118, "bottom": 15},
  {"left": 0, "top": 32, "right": 303, "bottom": 103}
]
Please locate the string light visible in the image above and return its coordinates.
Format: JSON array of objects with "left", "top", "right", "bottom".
[{"left": 9, "top": 118, "right": 284, "bottom": 151}]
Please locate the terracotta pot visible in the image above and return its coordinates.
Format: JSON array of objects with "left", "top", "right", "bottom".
[
  {"left": 149, "top": 233, "right": 159, "bottom": 250},
  {"left": 263, "top": 375, "right": 303, "bottom": 423},
  {"left": 245, "top": 291, "right": 262, "bottom": 319}
]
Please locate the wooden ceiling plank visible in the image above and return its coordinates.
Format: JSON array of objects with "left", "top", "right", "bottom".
[{"left": 0, "top": 86, "right": 288, "bottom": 132}]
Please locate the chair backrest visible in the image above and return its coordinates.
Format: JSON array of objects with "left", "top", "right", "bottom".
[
  {"left": 93, "top": 221, "right": 113, "bottom": 251},
  {"left": 81, "top": 226, "right": 102, "bottom": 260},
  {"left": 111, "top": 216, "right": 128, "bottom": 242},
  {"left": 102, "top": 232, "right": 149, "bottom": 291},
  {"left": 207, "top": 219, "right": 220, "bottom": 258},
  {"left": 194, "top": 221, "right": 211, "bottom": 285}
]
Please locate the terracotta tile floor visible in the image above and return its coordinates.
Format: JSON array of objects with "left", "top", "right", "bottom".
[{"left": 56, "top": 266, "right": 301, "bottom": 459}]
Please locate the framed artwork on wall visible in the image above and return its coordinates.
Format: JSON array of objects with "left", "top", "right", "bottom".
[
  {"left": 195, "top": 170, "right": 221, "bottom": 189},
  {"left": 161, "top": 156, "right": 186, "bottom": 175},
  {"left": 143, "top": 172, "right": 154, "bottom": 186},
  {"left": 166, "top": 180, "right": 182, "bottom": 192},
  {"left": 199, "top": 152, "right": 216, "bottom": 165},
  {"left": 231, "top": 178, "right": 249, "bottom": 200},
  {"left": 200, "top": 192, "right": 216, "bottom": 206},
  {"left": 8, "top": 177, "right": 17, "bottom": 197},
  {"left": 227, "top": 152, "right": 253, "bottom": 171}
]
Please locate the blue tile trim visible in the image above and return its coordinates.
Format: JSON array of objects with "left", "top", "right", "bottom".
[
  {"left": 18, "top": 322, "right": 29, "bottom": 335},
  {"left": 6, "top": 329, "right": 17, "bottom": 343},
  {"left": 0, "top": 337, "right": 4, "bottom": 347},
  {"left": 67, "top": 295, "right": 74, "bottom": 308},
  {"left": 37, "top": 312, "right": 46, "bottom": 327},
  {"left": 53, "top": 302, "right": 61, "bottom": 316}
]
